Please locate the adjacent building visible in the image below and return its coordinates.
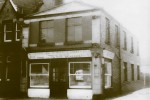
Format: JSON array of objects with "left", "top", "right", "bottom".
[{"left": 0, "top": 0, "right": 142, "bottom": 99}]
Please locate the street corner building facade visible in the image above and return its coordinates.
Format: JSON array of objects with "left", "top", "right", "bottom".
[{"left": 0, "top": 0, "right": 142, "bottom": 99}]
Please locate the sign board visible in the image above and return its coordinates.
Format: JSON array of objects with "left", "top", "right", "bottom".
[
  {"left": 103, "top": 50, "right": 115, "bottom": 59},
  {"left": 28, "top": 50, "right": 92, "bottom": 59}
]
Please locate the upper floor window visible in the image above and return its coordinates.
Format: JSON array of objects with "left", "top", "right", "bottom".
[
  {"left": 131, "top": 37, "right": 134, "bottom": 53},
  {"left": 105, "top": 18, "right": 110, "bottom": 44},
  {"left": 115, "top": 25, "right": 119, "bottom": 47},
  {"left": 4, "top": 23, "right": 13, "bottom": 42},
  {"left": 123, "top": 31, "right": 127, "bottom": 50},
  {"left": 67, "top": 17, "right": 82, "bottom": 43},
  {"left": 16, "top": 23, "right": 21, "bottom": 41},
  {"left": 40, "top": 20, "right": 54, "bottom": 43}
]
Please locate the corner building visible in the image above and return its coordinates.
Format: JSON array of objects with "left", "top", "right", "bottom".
[{"left": 21, "top": 1, "right": 141, "bottom": 99}]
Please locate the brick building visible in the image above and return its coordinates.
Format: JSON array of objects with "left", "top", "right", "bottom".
[{"left": 0, "top": 0, "right": 142, "bottom": 99}]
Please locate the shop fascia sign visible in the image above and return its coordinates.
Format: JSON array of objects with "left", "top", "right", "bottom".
[
  {"left": 103, "top": 50, "right": 115, "bottom": 59},
  {"left": 28, "top": 50, "right": 92, "bottom": 59}
]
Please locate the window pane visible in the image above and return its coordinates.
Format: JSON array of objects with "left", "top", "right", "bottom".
[
  {"left": 47, "top": 21, "right": 54, "bottom": 28},
  {"left": 41, "top": 29, "right": 47, "bottom": 42},
  {"left": 74, "top": 17, "right": 82, "bottom": 25},
  {"left": 75, "top": 25, "right": 82, "bottom": 41},
  {"left": 6, "top": 24, "right": 13, "bottom": 31},
  {"left": 70, "top": 63, "right": 90, "bottom": 74},
  {"left": 105, "top": 75, "right": 111, "bottom": 88},
  {"left": 46, "top": 28, "right": 54, "bottom": 43},
  {"left": 6, "top": 32, "right": 12, "bottom": 40},
  {"left": 68, "top": 18, "right": 74, "bottom": 26},
  {"left": 68, "top": 26, "right": 75, "bottom": 41},
  {"left": 30, "top": 75, "right": 49, "bottom": 87},
  {"left": 41, "top": 21, "right": 47, "bottom": 28},
  {"left": 16, "top": 31, "right": 21, "bottom": 40},
  {"left": 70, "top": 75, "right": 91, "bottom": 88},
  {"left": 31, "top": 64, "right": 48, "bottom": 74}
]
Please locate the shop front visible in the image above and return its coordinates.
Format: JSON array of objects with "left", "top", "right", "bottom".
[{"left": 27, "top": 50, "right": 94, "bottom": 99}]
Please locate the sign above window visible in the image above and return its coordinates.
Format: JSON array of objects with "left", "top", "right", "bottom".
[{"left": 28, "top": 50, "right": 92, "bottom": 59}]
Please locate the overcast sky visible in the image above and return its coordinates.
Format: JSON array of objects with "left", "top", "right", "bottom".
[{"left": 65, "top": 0, "right": 150, "bottom": 64}]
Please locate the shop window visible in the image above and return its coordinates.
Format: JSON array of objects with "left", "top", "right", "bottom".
[
  {"left": 30, "top": 63, "right": 49, "bottom": 88},
  {"left": 123, "top": 31, "right": 127, "bottom": 50},
  {"left": 40, "top": 20, "right": 54, "bottom": 43},
  {"left": 137, "top": 65, "right": 140, "bottom": 80},
  {"left": 131, "top": 64, "right": 134, "bottom": 81},
  {"left": 67, "top": 17, "right": 83, "bottom": 43},
  {"left": 105, "top": 18, "right": 110, "bottom": 44},
  {"left": 104, "top": 61, "right": 112, "bottom": 88},
  {"left": 69, "top": 62, "right": 92, "bottom": 88},
  {"left": 124, "top": 62, "right": 127, "bottom": 81},
  {"left": 16, "top": 23, "right": 21, "bottom": 41},
  {"left": 4, "top": 23, "right": 13, "bottom": 42}
]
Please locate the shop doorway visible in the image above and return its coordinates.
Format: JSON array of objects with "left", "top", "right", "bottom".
[{"left": 50, "top": 59, "right": 68, "bottom": 98}]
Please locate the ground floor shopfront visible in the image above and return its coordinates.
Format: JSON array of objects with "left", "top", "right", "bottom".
[{"left": 20, "top": 49, "right": 116, "bottom": 99}]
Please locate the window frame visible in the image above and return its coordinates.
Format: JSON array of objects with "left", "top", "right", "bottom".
[
  {"left": 123, "top": 31, "right": 127, "bottom": 50},
  {"left": 40, "top": 20, "right": 54, "bottom": 44},
  {"left": 4, "top": 23, "right": 13, "bottom": 42},
  {"left": 15, "top": 23, "right": 21, "bottom": 41},
  {"left": 29, "top": 63, "right": 49, "bottom": 88},
  {"left": 69, "top": 62, "right": 92, "bottom": 89},
  {"left": 67, "top": 17, "right": 83, "bottom": 43},
  {"left": 105, "top": 18, "right": 110, "bottom": 44},
  {"left": 104, "top": 61, "right": 112, "bottom": 89}
]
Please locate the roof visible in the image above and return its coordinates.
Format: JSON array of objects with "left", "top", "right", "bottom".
[{"left": 31, "top": 1, "right": 98, "bottom": 17}]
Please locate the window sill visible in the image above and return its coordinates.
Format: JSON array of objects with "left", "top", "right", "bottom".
[
  {"left": 65, "top": 41, "right": 83, "bottom": 45},
  {"left": 38, "top": 42, "right": 55, "bottom": 47}
]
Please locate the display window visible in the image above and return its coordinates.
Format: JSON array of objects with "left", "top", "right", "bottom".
[
  {"left": 29, "top": 63, "right": 49, "bottom": 88},
  {"left": 69, "top": 62, "right": 92, "bottom": 88}
]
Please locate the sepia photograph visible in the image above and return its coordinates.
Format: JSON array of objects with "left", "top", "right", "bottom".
[{"left": 0, "top": 0, "right": 149, "bottom": 100}]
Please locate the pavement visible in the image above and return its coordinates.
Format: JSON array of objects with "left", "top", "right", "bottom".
[{"left": 0, "top": 88, "right": 150, "bottom": 100}]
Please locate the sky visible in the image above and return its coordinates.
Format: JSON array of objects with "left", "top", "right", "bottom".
[{"left": 65, "top": 0, "right": 150, "bottom": 65}]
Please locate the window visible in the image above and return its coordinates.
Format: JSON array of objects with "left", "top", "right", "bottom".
[
  {"left": 104, "top": 61, "right": 112, "bottom": 88},
  {"left": 131, "top": 37, "right": 134, "bottom": 53},
  {"left": 6, "top": 56, "right": 12, "bottom": 82},
  {"left": 69, "top": 62, "right": 92, "bottom": 88},
  {"left": 4, "top": 23, "right": 13, "bottom": 42},
  {"left": 105, "top": 18, "right": 110, "bottom": 44},
  {"left": 124, "top": 62, "right": 127, "bottom": 81},
  {"left": 137, "top": 65, "right": 140, "bottom": 80},
  {"left": 67, "top": 17, "right": 82, "bottom": 43},
  {"left": 131, "top": 64, "right": 134, "bottom": 81},
  {"left": 115, "top": 25, "right": 119, "bottom": 47},
  {"left": 16, "top": 23, "right": 21, "bottom": 41},
  {"left": 123, "top": 31, "right": 127, "bottom": 50},
  {"left": 40, "top": 20, "right": 54, "bottom": 43},
  {"left": 30, "top": 63, "right": 49, "bottom": 88}
]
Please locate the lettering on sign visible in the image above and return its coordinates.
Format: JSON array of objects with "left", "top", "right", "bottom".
[
  {"left": 28, "top": 50, "right": 92, "bottom": 59},
  {"left": 103, "top": 50, "right": 115, "bottom": 59}
]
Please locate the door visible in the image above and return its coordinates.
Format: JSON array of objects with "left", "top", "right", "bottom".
[
  {"left": 50, "top": 59, "right": 68, "bottom": 98},
  {"left": 0, "top": 55, "right": 20, "bottom": 97}
]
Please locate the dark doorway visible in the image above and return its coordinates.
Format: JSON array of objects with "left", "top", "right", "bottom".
[
  {"left": 0, "top": 54, "right": 21, "bottom": 98},
  {"left": 50, "top": 59, "right": 68, "bottom": 98}
]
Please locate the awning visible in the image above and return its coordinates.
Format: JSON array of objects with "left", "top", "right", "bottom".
[{"left": 28, "top": 50, "right": 92, "bottom": 59}]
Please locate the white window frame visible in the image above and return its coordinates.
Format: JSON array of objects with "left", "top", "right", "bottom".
[
  {"left": 4, "top": 24, "right": 12, "bottom": 42},
  {"left": 29, "top": 63, "right": 49, "bottom": 88},
  {"left": 104, "top": 62, "right": 112, "bottom": 89},
  {"left": 15, "top": 23, "right": 21, "bottom": 41},
  {"left": 69, "top": 62, "right": 92, "bottom": 89}
]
